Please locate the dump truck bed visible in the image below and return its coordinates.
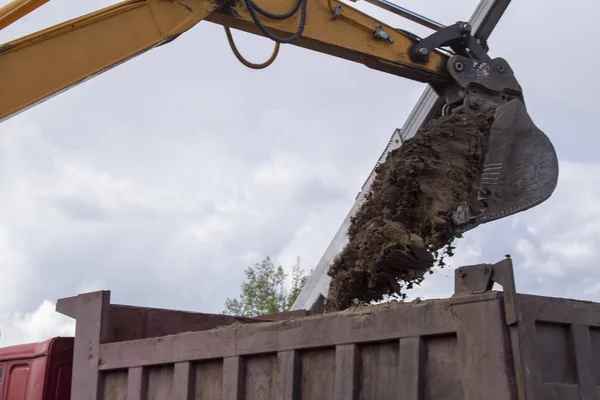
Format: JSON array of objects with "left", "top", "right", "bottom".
[{"left": 55, "top": 258, "right": 600, "bottom": 400}]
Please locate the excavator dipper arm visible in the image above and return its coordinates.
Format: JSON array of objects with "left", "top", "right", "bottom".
[{"left": 0, "top": 0, "right": 558, "bottom": 232}]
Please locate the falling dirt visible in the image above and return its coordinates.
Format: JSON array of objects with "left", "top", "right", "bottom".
[{"left": 325, "top": 110, "right": 495, "bottom": 312}]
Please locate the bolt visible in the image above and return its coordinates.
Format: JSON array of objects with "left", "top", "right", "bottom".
[
  {"left": 458, "top": 268, "right": 466, "bottom": 277},
  {"left": 373, "top": 26, "right": 394, "bottom": 44},
  {"left": 497, "top": 65, "right": 505, "bottom": 73},
  {"left": 461, "top": 22, "right": 472, "bottom": 33},
  {"left": 333, "top": 4, "right": 342, "bottom": 19},
  {"left": 418, "top": 47, "right": 428, "bottom": 55},
  {"left": 454, "top": 61, "right": 464, "bottom": 72},
  {"left": 332, "top": 4, "right": 342, "bottom": 19}
]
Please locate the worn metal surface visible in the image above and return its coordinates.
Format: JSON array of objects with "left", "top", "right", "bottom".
[
  {"left": 56, "top": 297, "right": 306, "bottom": 344},
  {"left": 509, "top": 293, "right": 600, "bottom": 400},
  {"left": 472, "top": 99, "right": 558, "bottom": 226},
  {"left": 446, "top": 56, "right": 559, "bottom": 234},
  {"left": 292, "top": 0, "right": 514, "bottom": 312},
  {"left": 56, "top": 259, "right": 600, "bottom": 399},
  {"left": 62, "top": 290, "right": 514, "bottom": 400},
  {"left": 455, "top": 257, "right": 600, "bottom": 400},
  {"left": 55, "top": 259, "right": 600, "bottom": 400}
]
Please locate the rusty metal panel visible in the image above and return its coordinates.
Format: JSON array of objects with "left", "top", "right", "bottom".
[
  {"left": 194, "top": 360, "right": 223, "bottom": 399},
  {"left": 105, "top": 305, "right": 266, "bottom": 343},
  {"left": 513, "top": 293, "right": 600, "bottom": 400},
  {"left": 62, "top": 289, "right": 516, "bottom": 400},
  {"left": 99, "top": 370, "right": 127, "bottom": 400},
  {"left": 60, "top": 259, "right": 600, "bottom": 400},
  {"left": 298, "top": 348, "right": 336, "bottom": 400}
]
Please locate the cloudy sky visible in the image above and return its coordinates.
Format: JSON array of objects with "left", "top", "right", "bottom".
[{"left": 0, "top": 0, "right": 598, "bottom": 346}]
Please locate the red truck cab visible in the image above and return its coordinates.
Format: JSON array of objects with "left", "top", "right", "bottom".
[{"left": 0, "top": 337, "right": 73, "bottom": 400}]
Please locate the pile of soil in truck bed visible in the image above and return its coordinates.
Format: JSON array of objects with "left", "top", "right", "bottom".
[{"left": 325, "top": 110, "right": 495, "bottom": 312}]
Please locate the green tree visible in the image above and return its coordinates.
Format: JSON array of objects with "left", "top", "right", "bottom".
[
  {"left": 224, "top": 256, "right": 310, "bottom": 317},
  {"left": 286, "top": 258, "right": 309, "bottom": 310}
]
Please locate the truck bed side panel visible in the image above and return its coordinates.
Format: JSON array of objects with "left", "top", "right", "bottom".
[{"left": 65, "top": 291, "right": 515, "bottom": 400}]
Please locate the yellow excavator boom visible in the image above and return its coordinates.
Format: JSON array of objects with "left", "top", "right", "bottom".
[
  {"left": 0, "top": 0, "right": 450, "bottom": 122},
  {"left": 0, "top": 0, "right": 49, "bottom": 31}
]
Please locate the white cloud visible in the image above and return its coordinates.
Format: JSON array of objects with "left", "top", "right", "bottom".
[
  {"left": 0, "top": 301, "right": 75, "bottom": 347},
  {"left": 583, "top": 283, "right": 600, "bottom": 297},
  {"left": 0, "top": 227, "right": 33, "bottom": 311},
  {"left": 512, "top": 162, "right": 600, "bottom": 278},
  {"left": 276, "top": 203, "right": 350, "bottom": 274},
  {"left": 516, "top": 238, "right": 539, "bottom": 270}
]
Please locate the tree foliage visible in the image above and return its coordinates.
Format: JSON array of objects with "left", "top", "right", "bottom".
[{"left": 223, "top": 256, "right": 310, "bottom": 317}]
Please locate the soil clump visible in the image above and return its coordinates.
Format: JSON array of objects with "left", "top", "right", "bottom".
[{"left": 326, "top": 110, "right": 495, "bottom": 312}]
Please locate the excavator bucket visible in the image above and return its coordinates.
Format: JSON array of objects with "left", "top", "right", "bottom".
[
  {"left": 441, "top": 55, "right": 559, "bottom": 233},
  {"left": 452, "top": 98, "right": 559, "bottom": 233}
]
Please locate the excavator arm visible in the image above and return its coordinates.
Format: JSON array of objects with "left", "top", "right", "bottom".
[
  {"left": 0, "top": 0, "right": 452, "bottom": 122},
  {"left": 0, "top": 0, "right": 558, "bottom": 233}
]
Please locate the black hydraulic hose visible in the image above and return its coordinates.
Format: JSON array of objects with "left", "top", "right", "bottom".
[
  {"left": 243, "top": 0, "right": 307, "bottom": 43},
  {"left": 247, "top": 0, "right": 302, "bottom": 20}
]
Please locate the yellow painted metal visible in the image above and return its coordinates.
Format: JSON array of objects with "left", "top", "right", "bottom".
[
  {"left": 0, "top": 0, "right": 449, "bottom": 122},
  {"left": 0, "top": 0, "right": 49, "bottom": 30},
  {"left": 0, "top": 0, "right": 222, "bottom": 121},
  {"left": 207, "top": 0, "right": 447, "bottom": 80}
]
